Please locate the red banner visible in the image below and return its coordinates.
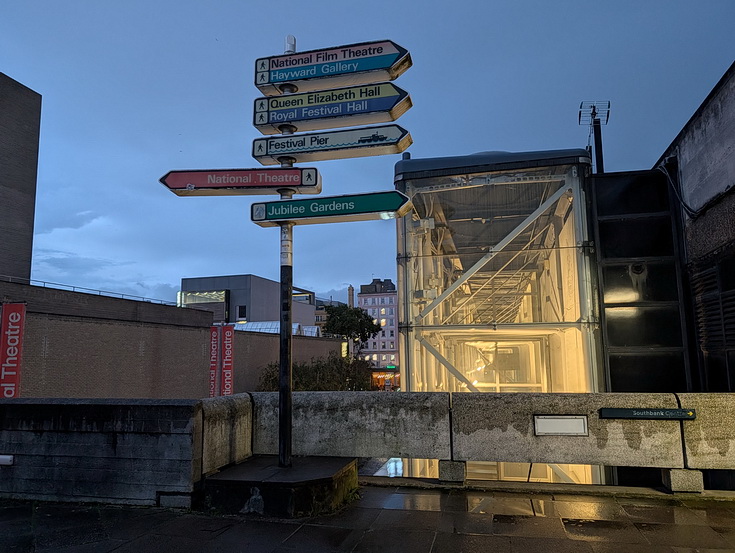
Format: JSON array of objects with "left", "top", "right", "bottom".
[
  {"left": 1, "top": 303, "right": 26, "bottom": 398},
  {"left": 221, "top": 325, "right": 235, "bottom": 396},
  {"left": 209, "top": 326, "right": 220, "bottom": 398}
]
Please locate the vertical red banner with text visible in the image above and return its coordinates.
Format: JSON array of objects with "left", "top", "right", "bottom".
[
  {"left": 221, "top": 325, "right": 235, "bottom": 396},
  {"left": 1, "top": 303, "right": 26, "bottom": 398},
  {"left": 209, "top": 326, "right": 221, "bottom": 398}
]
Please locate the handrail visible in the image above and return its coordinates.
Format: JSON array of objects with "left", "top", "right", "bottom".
[{"left": 0, "top": 274, "right": 176, "bottom": 305}]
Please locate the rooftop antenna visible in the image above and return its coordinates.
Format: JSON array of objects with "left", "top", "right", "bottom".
[{"left": 579, "top": 101, "right": 610, "bottom": 174}]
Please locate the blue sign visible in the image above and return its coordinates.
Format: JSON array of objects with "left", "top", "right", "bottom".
[
  {"left": 253, "top": 83, "right": 411, "bottom": 135},
  {"left": 255, "top": 40, "right": 411, "bottom": 96}
]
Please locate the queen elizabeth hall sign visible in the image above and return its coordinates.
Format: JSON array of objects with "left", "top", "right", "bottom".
[{"left": 0, "top": 303, "right": 26, "bottom": 398}]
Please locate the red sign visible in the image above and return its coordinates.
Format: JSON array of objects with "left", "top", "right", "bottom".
[
  {"left": 208, "top": 327, "right": 220, "bottom": 398},
  {"left": 1, "top": 303, "right": 26, "bottom": 398},
  {"left": 160, "top": 167, "right": 321, "bottom": 196},
  {"left": 221, "top": 326, "right": 235, "bottom": 396}
]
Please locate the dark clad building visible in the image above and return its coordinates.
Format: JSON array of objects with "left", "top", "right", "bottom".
[{"left": 0, "top": 73, "right": 41, "bottom": 281}]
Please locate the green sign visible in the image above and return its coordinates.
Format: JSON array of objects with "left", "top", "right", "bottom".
[
  {"left": 251, "top": 191, "right": 411, "bottom": 227},
  {"left": 598, "top": 408, "right": 696, "bottom": 420}
]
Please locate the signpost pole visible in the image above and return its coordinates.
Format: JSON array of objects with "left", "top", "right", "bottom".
[{"left": 278, "top": 35, "right": 297, "bottom": 468}]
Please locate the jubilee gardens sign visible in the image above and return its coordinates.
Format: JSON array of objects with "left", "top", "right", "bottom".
[{"left": 160, "top": 38, "right": 414, "bottom": 467}]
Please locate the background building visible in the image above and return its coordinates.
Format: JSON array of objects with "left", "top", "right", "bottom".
[
  {"left": 357, "top": 278, "right": 399, "bottom": 390},
  {"left": 178, "top": 274, "right": 316, "bottom": 326},
  {"left": 0, "top": 73, "right": 41, "bottom": 281}
]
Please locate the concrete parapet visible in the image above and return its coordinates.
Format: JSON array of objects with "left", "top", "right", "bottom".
[
  {"left": 661, "top": 468, "right": 704, "bottom": 493},
  {"left": 201, "top": 394, "right": 253, "bottom": 476},
  {"left": 451, "top": 393, "right": 685, "bottom": 468},
  {"left": 0, "top": 398, "right": 203, "bottom": 506},
  {"left": 251, "top": 391, "right": 451, "bottom": 459},
  {"left": 678, "top": 393, "right": 735, "bottom": 469}
]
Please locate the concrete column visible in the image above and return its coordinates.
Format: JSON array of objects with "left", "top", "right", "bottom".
[
  {"left": 439, "top": 460, "right": 466, "bottom": 484},
  {"left": 661, "top": 468, "right": 704, "bottom": 493}
]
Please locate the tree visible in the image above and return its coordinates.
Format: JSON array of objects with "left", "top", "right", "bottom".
[
  {"left": 257, "top": 352, "right": 373, "bottom": 391},
  {"left": 323, "top": 304, "right": 381, "bottom": 347}
]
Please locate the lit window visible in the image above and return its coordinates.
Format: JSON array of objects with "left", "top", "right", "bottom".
[
  {"left": 365, "top": 355, "right": 370, "bottom": 361},
  {"left": 389, "top": 342, "right": 395, "bottom": 349},
  {"left": 380, "top": 308, "right": 386, "bottom": 315},
  {"left": 390, "top": 354, "right": 396, "bottom": 361},
  {"left": 382, "top": 354, "right": 387, "bottom": 361},
  {"left": 381, "top": 318, "right": 387, "bottom": 326},
  {"left": 372, "top": 354, "right": 377, "bottom": 361}
]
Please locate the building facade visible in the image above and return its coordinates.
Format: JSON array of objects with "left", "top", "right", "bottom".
[
  {"left": 178, "top": 274, "right": 316, "bottom": 326},
  {"left": 0, "top": 74, "right": 41, "bottom": 281},
  {"left": 357, "top": 278, "right": 400, "bottom": 389}
]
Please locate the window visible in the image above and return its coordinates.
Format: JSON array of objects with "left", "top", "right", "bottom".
[
  {"left": 390, "top": 354, "right": 396, "bottom": 361},
  {"left": 364, "top": 355, "right": 370, "bottom": 361},
  {"left": 381, "top": 331, "right": 386, "bottom": 337},
  {"left": 380, "top": 298, "right": 385, "bottom": 304},
  {"left": 390, "top": 330, "right": 394, "bottom": 337},
  {"left": 382, "top": 354, "right": 387, "bottom": 361},
  {"left": 380, "top": 318, "right": 387, "bottom": 327},
  {"left": 372, "top": 354, "right": 377, "bottom": 361},
  {"left": 388, "top": 319, "right": 394, "bottom": 326},
  {"left": 380, "top": 308, "right": 386, "bottom": 315},
  {"left": 389, "top": 342, "right": 395, "bottom": 349},
  {"left": 237, "top": 305, "right": 247, "bottom": 320},
  {"left": 371, "top": 298, "right": 376, "bottom": 305},
  {"left": 389, "top": 297, "right": 394, "bottom": 304},
  {"left": 372, "top": 341, "right": 377, "bottom": 349},
  {"left": 388, "top": 308, "right": 394, "bottom": 315}
]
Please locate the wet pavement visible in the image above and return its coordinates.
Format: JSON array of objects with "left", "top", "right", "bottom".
[{"left": 4, "top": 484, "right": 735, "bottom": 552}]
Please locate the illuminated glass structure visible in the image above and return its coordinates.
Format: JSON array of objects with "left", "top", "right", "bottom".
[{"left": 395, "top": 149, "right": 601, "bottom": 483}]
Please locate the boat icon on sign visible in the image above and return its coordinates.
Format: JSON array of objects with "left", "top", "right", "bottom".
[{"left": 358, "top": 133, "right": 389, "bottom": 144}]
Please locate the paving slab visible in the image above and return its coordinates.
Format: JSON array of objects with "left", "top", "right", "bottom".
[{"left": 3, "top": 483, "right": 735, "bottom": 552}]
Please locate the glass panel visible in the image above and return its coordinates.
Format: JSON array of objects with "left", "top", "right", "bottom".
[
  {"left": 609, "top": 353, "right": 687, "bottom": 392},
  {"left": 598, "top": 218, "right": 674, "bottom": 258},
  {"left": 602, "top": 262, "right": 679, "bottom": 303},
  {"left": 595, "top": 172, "right": 669, "bottom": 216},
  {"left": 605, "top": 306, "right": 682, "bottom": 347}
]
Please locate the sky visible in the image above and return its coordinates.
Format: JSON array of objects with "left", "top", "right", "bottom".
[{"left": 2, "top": 1, "right": 733, "bottom": 304}]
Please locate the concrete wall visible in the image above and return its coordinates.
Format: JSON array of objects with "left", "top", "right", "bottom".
[
  {"left": 0, "top": 74, "right": 41, "bottom": 281},
  {"left": 656, "top": 61, "right": 735, "bottom": 263},
  {"left": 251, "top": 392, "right": 451, "bottom": 459},
  {"left": 452, "top": 393, "right": 684, "bottom": 468},
  {"left": 4, "top": 392, "right": 735, "bottom": 506},
  {"left": 0, "top": 395, "right": 254, "bottom": 507},
  {"left": 0, "top": 398, "right": 204, "bottom": 506},
  {"left": 201, "top": 394, "right": 253, "bottom": 475}
]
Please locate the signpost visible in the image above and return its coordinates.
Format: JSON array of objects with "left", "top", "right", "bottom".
[
  {"left": 253, "top": 82, "right": 411, "bottom": 134},
  {"left": 160, "top": 167, "right": 321, "bottom": 196},
  {"left": 163, "top": 37, "right": 413, "bottom": 469},
  {"left": 252, "top": 124, "right": 412, "bottom": 165},
  {"left": 251, "top": 191, "right": 412, "bottom": 227},
  {"left": 255, "top": 40, "right": 411, "bottom": 96}
]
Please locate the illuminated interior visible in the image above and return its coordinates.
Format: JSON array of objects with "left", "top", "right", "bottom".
[{"left": 397, "top": 160, "right": 601, "bottom": 484}]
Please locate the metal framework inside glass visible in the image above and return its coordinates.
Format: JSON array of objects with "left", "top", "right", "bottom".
[{"left": 397, "top": 160, "right": 600, "bottom": 483}]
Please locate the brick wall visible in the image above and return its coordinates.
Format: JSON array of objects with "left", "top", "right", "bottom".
[{"left": 2, "top": 281, "right": 342, "bottom": 398}]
